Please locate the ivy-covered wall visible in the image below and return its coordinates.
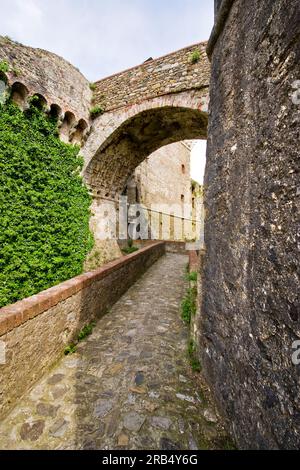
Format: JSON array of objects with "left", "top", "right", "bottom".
[{"left": 0, "top": 100, "right": 93, "bottom": 308}]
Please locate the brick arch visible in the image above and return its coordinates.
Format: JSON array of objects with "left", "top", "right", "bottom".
[{"left": 83, "top": 90, "right": 208, "bottom": 198}]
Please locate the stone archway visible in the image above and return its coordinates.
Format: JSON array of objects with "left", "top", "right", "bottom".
[
  {"left": 79, "top": 41, "right": 210, "bottom": 266},
  {"left": 82, "top": 99, "right": 208, "bottom": 269},
  {"left": 83, "top": 102, "right": 208, "bottom": 199}
]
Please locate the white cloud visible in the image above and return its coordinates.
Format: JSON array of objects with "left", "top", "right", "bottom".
[
  {"left": 3, "top": 0, "right": 43, "bottom": 41},
  {"left": 0, "top": 0, "right": 214, "bottom": 80}
]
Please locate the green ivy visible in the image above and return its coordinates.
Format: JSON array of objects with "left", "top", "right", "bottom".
[
  {"left": 0, "top": 61, "right": 9, "bottom": 74},
  {"left": 181, "top": 286, "right": 197, "bottom": 324},
  {"left": 190, "top": 50, "right": 201, "bottom": 64},
  {"left": 78, "top": 322, "right": 96, "bottom": 341},
  {"left": 90, "top": 106, "right": 104, "bottom": 119},
  {"left": 0, "top": 100, "right": 94, "bottom": 308}
]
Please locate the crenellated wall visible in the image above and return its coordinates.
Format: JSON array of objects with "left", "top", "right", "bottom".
[{"left": 0, "top": 36, "right": 92, "bottom": 144}]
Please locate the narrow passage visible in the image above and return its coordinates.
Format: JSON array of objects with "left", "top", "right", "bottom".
[{"left": 0, "top": 254, "right": 231, "bottom": 450}]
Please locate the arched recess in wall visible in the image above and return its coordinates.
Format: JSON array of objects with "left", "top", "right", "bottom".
[
  {"left": 59, "top": 111, "right": 76, "bottom": 142},
  {"left": 84, "top": 106, "right": 208, "bottom": 199},
  {"left": 10, "top": 82, "right": 29, "bottom": 109},
  {"left": 30, "top": 93, "right": 48, "bottom": 110},
  {"left": 71, "top": 118, "right": 88, "bottom": 145},
  {"left": 49, "top": 103, "right": 62, "bottom": 120}
]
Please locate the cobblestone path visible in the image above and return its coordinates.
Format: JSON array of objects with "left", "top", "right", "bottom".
[{"left": 0, "top": 254, "right": 232, "bottom": 450}]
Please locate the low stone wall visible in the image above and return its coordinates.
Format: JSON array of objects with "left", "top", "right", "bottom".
[
  {"left": 0, "top": 242, "right": 165, "bottom": 419},
  {"left": 120, "top": 240, "right": 190, "bottom": 254},
  {"left": 165, "top": 241, "right": 189, "bottom": 254}
]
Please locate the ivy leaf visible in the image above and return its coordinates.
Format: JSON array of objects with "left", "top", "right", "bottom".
[{"left": 0, "top": 102, "right": 94, "bottom": 307}]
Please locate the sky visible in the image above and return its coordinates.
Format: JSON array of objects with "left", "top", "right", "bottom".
[
  {"left": 0, "top": 0, "right": 214, "bottom": 80},
  {"left": 0, "top": 0, "right": 212, "bottom": 183},
  {"left": 191, "top": 141, "right": 207, "bottom": 185}
]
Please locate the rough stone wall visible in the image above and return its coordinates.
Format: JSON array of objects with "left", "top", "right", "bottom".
[
  {"left": 215, "top": 0, "right": 223, "bottom": 13},
  {"left": 0, "top": 36, "right": 91, "bottom": 122},
  {"left": 0, "top": 242, "right": 165, "bottom": 419},
  {"left": 202, "top": 0, "right": 300, "bottom": 449},
  {"left": 93, "top": 42, "right": 210, "bottom": 111},
  {"left": 123, "top": 141, "right": 195, "bottom": 242},
  {"left": 134, "top": 142, "right": 192, "bottom": 208}
]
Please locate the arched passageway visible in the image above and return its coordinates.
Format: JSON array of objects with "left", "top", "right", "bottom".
[{"left": 84, "top": 105, "right": 208, "bottom": 199}]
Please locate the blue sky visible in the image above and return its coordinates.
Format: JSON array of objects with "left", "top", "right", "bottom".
[{"left": 0, "top": 0, "right": 214, "bottom": 81}]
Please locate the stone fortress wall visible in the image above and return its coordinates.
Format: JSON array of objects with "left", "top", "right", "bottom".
[
  {"left": 133, "top": 142, "right": 192, "bottom": 208},
  {"left": 0, "top": 36, "right": 92, "bottom": 144},
  {"left": 93, "top": 42, "right": 210, "bottom": 112},
  {"left": 202, "top": 0, "right": 300, "bottom": 449},
  {"left": 1, "top": 5, "right": 298, "bottom": 448}
]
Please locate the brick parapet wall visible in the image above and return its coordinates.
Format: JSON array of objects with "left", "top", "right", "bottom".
[
  {"left": 0, "top": 242, "right": 165, "bottom": 419},
  {"left": 0, "top": 242, "right": 165, "bottom": 337},
  {"left": 189, "top": 250, "right": 203, "bottom": 362},
  {"left": 93, "top": 42, "right": 210, "bottom": 112}
]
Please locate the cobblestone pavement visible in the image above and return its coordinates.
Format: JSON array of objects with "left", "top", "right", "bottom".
[{"left": 0, "top": 254, "right": 232, "bottom": 450}]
